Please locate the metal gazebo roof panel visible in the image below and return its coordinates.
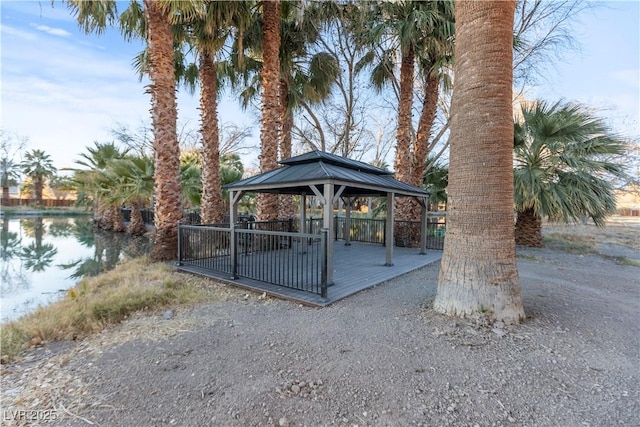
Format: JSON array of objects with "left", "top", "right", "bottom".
[
  {"left": 226, "top": 156, "right": 430, "bottom": 198},
  {"left": 278, "top": 150, "right": 391, "bottom": 176}
]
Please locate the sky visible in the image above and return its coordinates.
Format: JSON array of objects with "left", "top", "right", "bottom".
[{"left": 1, "top": 1, "right": 639, "bottom": 173}]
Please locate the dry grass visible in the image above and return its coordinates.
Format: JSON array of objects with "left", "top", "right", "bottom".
[
  {"left": 542, "top": 217, "right": 640, "bottom": 256},
  {"left": 0, "top": 257, "right": 223, "bottom": 364},
  {"left": 543, "top": 233, "right": 597, "bottom": 253}
]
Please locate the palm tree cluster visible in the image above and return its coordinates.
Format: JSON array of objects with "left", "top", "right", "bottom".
[
  {"left": 69, "top": 142, "right": 243, "bottom": 237},
  {"left": 63, "top": 0, "right": 461, "bottom": 259},
  {"left": 60, "top": 1, "right": 631, "bottom": 324},
  {"left": 61, "top": 0, "right": 599, "bottom": 261},
  {"left": 514, "top": 100, "right": 627, "bottom": 246}
]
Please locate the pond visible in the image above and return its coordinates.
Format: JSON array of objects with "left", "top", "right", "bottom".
[{"left": 0, "top": 215, "right": 152, "bottom": 323}]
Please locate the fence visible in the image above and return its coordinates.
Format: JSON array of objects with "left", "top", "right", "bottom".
[
  {"left": 178, "top": 215, "right": 445, "bottom": 298},
  {"left": 178, "top": 224, "right": 328, "bottom": 297},
  {"left": 329, "top": 216, "right": 445, "bottom": 250},
  {"left": 177, "top": 215, "right": 445, "bottom": 248},
  {"left": 178, "top": 225, "right": 233, "bottom": 275},
  {"left": 1, "top": 198, "right": 76, "bottom": 207}
]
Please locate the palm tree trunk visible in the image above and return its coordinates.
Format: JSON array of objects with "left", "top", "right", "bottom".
[
  {"left": 128, "top": 202, "right": 147, "bottom": 236},
  {"left": 93, "top": 201, "right": 107, "bottom": 230},
  {"left": 100, "top": 205, "right": 115, "bottom": 231},
  {"left": 112, "top": 205, "right": 126, "bottom": 233},
  {"left": 515, "top": 207, "right": 543, "bottom": 247},
  {"left": 199, "top": 52, "right": 224, "bottom": 225},
  {"left": 408, "top": 72, "right": 440, "bottom": 219},
  {"left": 35, "top": 177, "right": 44, "bottom": 207},
  {"left": 412, "top": 73, "right": 440, "bottom": 187},
  {"left": 144, "top": 0, "right": 183, "bottom": 261},
  {"left": 394, "top": 42, "right": 415, "bottom": 222},
  {"left": 278, "top": 77, "right": 296, "bottom": 220},
  {"left": 433, "top": 0, "right": 524, "bottom": 324},
  {"left": 257, "top": 0, "right": 281, "bottom": 222}
]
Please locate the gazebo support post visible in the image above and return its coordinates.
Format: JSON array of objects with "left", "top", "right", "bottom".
[
  {"left": 299, "top": 193, "right": 307, "bottom": 253},
  {"left": 229, "top": 190, "right": 244, "bottom": 279},
  {"left": 419, "top": 196, "right": 427, "bottom": 255},
  {"left": 385, "top": 192, "right": 394, "bottom": 266},
  {"left": 323, "top": 183, "right": 334, "bottom": 285},
  {"left": 300, "top": 193, "right": 307, "bottom": 234},
  {"left": 344, "top": 197, "right": 352, "bottom": 246}
]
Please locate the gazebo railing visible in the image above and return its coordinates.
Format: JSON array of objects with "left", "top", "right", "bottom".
[
  {"left": 234, "top": 228, "right": 327, "bottom": 296},
  {"left": 306, "top": 216, "right": 444, "bottom": 249},
  {"left": 178, "top": 224, "right": 328, "bottom": 297},
  {"left": 178, "top": 225, "right": 233, "bottom": 274}
]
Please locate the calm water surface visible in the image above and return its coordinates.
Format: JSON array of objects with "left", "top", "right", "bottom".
[{"left": 0, "top": 216, "right": 151, "bottom": 322}]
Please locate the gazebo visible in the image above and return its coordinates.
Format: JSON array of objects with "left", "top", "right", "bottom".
[{"left": 178, "top": 151, "right": 442, "bottom": 305}]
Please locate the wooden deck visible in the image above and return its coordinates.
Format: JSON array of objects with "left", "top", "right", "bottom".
[{"left": 177, "top": 241, "right": 442, "bottom": 307}]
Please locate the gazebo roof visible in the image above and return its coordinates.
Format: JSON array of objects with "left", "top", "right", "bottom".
[{"left": 225, "top": 150, "right": 430, "bottom": 198}]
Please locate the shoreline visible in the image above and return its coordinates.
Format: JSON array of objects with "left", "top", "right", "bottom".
[{"left": 0, "top": 209, "right": 91, "bottom": 217}]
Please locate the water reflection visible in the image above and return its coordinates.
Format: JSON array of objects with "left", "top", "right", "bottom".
[{"left": 0, "top": 216, "right": 152, "bottom": 322}]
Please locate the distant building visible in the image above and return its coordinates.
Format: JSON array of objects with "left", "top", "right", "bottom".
[{"left": 615, "top": 186, "right": 640, "bottom": 216}]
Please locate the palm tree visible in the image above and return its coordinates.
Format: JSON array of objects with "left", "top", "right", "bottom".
[
  {"left": 514, "top": 100, "right": 626, "bottom": 246},
  {"left": 126, "top": 2, "right": 252, "bottom": 225},
  {"left": 433, "top": 0, "right": 525, "bottom": 325},
  {"left": 102, "top": 156, "right": 154, "bottom": 236},
  {"left": 189, "top": 1, "right": 252, "bottom": 225},
  {"left": 68, "top": 0, "right": 203, "bottom": 260},
  {"left": 180, "top": 152, "right": 203, "bottom": 211},
  {"left": 69, "top": 142, "right": 129, "bottom": 230},
  {"left": 140, "top": 0, "right": 184, "bottom": 259},
  {"left": 423, "top": 160, "right": 448, "bottom": 211},
  {"left": 367, "top": 0, "right": 454, "bottom": 221},
  {"left": 197, "top": 48, "right": 224, "bottom": 224},
  {"left": 220, "top": 153, "right": 244, "bottom": 215},
  {"left": 410, "top": 1, "right": 454, "bottom": 189},
  {"left": 233, "top": 2, "right": 339, "bottom": 219},
  {"left": 19, "top": 217, "right": 58, "bottom": 272},
  {"left": 256, "top": 0, "right": 282, "bottom": 221},
  {"left": 1, "top": 218, "right": 21, "bottom": 263},
  {"left": 20, "top": 149, "right": 57, "bottom": 207},
  {"left": 1, "top": 158, "right": 20, "bottom": 203},
  {"left": 279, "top": 4, "right": 340, "bottom": 219}
]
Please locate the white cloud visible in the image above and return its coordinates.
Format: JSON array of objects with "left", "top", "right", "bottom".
[
  {"left": 611, "top": 69, "right": 640, "bottom": 90},
  {"left": 31, "top": 23, "right": 71, "bottom": 37},
  {"left": 1, "top": 2, "right": 264, "bottom": 171},
  {"left": 0, "top": 24, "right": 37, "bottom": 41}
]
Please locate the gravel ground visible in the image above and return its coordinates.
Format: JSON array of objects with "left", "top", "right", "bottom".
[{"left": 1, "top": 221, "right": 638, "bottom": 427}]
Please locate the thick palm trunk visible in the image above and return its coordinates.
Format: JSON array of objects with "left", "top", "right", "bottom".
[
  {"left": 93, "top": 200, "right": 107, "bottom": 230},
  {"left": 515, "top": 207, "right": 543, "bottom": 247},
  {"left": 412, "top": 73, "right": 440, "bottom": 186},
  {"left": 408, "top": 72, "right": 440, "bottom": 219},
  {"left": 34, "top": 177, "right": 44, "bottom": 207},
  {"left": 111, "top": 205, "right": 126, "bottom": 232},
  {"left": 128, "top": 202, "right": 147, "bottom": 237},
  {"left": 394, "top": 43, "right": 415, "bottom": 222},
  {"left": 257, "top": 0, "right": 281, "bottom": 222},
  {"left": 199, "top": 52, "right": 224, "bottom": 225},
  {"left": 144, "top": 0, "right": 183, "bottom": 261},
  {"left": 278, "top": 78, "right": 296, "bottom": 220},
  {"left": 100, "top": 205, "right": 115, "bottom": 231},
  {"left": 433, "top": 0, "right": 524, "bottom": 324}
]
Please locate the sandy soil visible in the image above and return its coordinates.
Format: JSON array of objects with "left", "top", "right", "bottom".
[{"left": 1, "top": 219, "right": 638, "bottom": 427}]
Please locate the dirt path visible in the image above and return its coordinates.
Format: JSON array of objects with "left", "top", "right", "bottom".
[{"left": 2, "top": 221, "right": 638, "bottom": 427}]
